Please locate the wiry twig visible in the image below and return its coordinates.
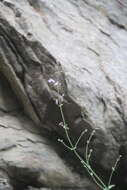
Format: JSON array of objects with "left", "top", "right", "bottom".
[{"left": 48, "top": 78, "right": 121, "bottom": 190}]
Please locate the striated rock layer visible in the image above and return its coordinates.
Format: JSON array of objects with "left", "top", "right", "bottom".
[{"left": 0, "top": 0, "right": 127, "bottom": 189}]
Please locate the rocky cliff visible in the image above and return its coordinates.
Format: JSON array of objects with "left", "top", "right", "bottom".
[{"left": 0, "top": 0, "right": 127, "bottom": 189}]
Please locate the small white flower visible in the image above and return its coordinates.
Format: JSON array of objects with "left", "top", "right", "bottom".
[
  {"left": 58, "top": 138, "right": 63, "bottom": 143},
  {"left": 54, "top": 81, "right": 59, "bottom": 86},
  {"left": 59, "top": 122, "right": 64, "bottom": 127},
  {"left": 48, "top": 79, "right": 60, "bottom": 87},
  {"left": 48, "top": 78, "right": 55, "bottom": 84},
  {"left": 89, "top": 149, "right": 93, "bottom": 153},
  {"left": 55, "top": 99, "right": 59, "bottom": 105},
  {"left": 90, "top": 172, "right": 93, "bottom": 176}
]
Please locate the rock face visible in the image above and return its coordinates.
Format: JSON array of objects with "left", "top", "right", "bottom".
[
  {"left": 0, "top": 0, "right": 127, "bottom": 189},
  {"left": 0, "top": 75, "right": 97, "bottom": 190}
]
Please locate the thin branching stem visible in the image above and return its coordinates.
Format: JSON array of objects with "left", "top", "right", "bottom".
[
  {"left": 75, "top": 130, "right": 86, "bottom": 149},
  {"left": 107, "top": 155, "right": 121, "bottom": 187},
  {"left": 52, "top": 80, "right": 121, "bottom": 190},
  {"left": 58, "top": 102, "right": 107, "bottom": 189},
  {"left": 85, "top": 130, "right": 95, "bottom": 164}
]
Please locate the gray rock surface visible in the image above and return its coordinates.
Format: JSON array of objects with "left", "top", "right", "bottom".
[
  {"left": 0, "top": 171, "right": 13, "bottom": 190},
  {"left": 0, "top": 75, "right": 97, "bottom": 190},
  {"left": 0, "top": 0, "right": 127, "bottom": 189},
  {"left": 0, "top": 75, "right": 20, "bottom": 112}
]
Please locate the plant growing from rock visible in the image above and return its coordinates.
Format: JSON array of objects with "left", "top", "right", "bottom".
[{"left": 48, "top": 78, "right": 121, "bottom": 190}]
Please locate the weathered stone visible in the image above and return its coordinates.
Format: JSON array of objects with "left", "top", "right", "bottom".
[
  {"left": 0, "top": 170, "right": 13, "bottom": 190},
  {"left": 0, "top": 74, "right": 20, "bottom": 112},
  {"left": 0, "top": 110, "right": 97, "bottom": 189},
  {"left": 0, "top": 0, "right": 127, "bottom": 189}
]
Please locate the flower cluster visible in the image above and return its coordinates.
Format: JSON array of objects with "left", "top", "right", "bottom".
[{"left": 48, "top": 78, "right": 64, "bottom": 106}]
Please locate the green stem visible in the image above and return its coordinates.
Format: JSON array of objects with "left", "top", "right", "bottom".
[
  {"left": 108, "top": 155, "right": 121, "bottom": 187},
  {"left": 59, "top": 103, "right": 107, "bottom": 190}
]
